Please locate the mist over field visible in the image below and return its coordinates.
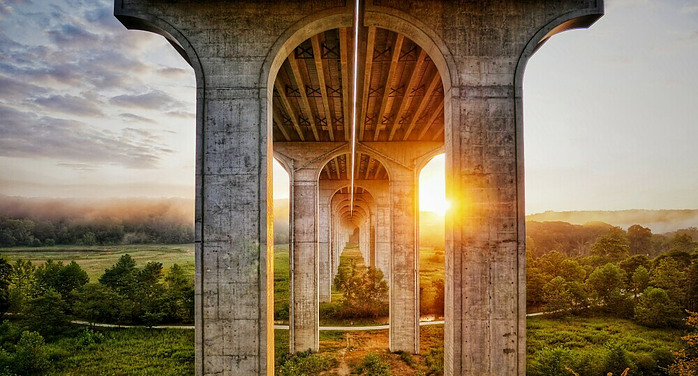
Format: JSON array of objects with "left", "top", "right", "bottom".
[{"left": 527, "top": 209, "right": 698, "bottom": 234}]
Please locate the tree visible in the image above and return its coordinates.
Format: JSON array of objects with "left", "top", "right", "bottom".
[
  {"left": 1, "top": 331, "right": 51, "bottom": 375},
  {"left": 542, "top": 276, "right": 571, "bottom": 314},
  {"left": 631, "top": 266, "right": 650, "bottom": 298},
  {"left": 587, "top": 263, "right": 632, "bottom": 316},
  {"left": 8, "top": 259, "right": 35, "bottom": 313},
  {"left": 559, "top": 259, "right": 586, "bottom": 283},
  {"left": 634, "top": 287, "right": 683, "bottom": 328},
  {"left": 161, "top": 264, "right": 194, "bottom": 323},
  {"left": 670, "top": 233, "right": 697, "bottom": 253},
  {"left": 590, "top": 227, "right": 630, "bottom": 263},
  {"left": 628, "top": 224, "right": 652, "bottom": 255},
  {"left": 686, "top": 261, "right": 698, "bottom": 312},
  {"left": 20, "top": 289, "right": 69, "bottom": 338},
  {"left": 0, "top": 259, "right": 12, "bottom": 315},
  {"left": 619, "top": 254, "right": 650, "bottom": 286},
  {"left": 334, "top": 262, "right": 388, "bottom": 318},
  {"left": 651, "top": 257, "right": 687, "bottom": 306},
  {"left": 99, "top": 254, "right": 138, "bottom": 296},
  {"left": 72, "top": 283, "right": 122, "bottom": 324},
  {"left": 670, "top": 311, "right": 698, "bottom": 375}
]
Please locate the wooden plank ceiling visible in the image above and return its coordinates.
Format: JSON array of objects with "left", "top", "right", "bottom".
[
  {"left": 273, "top": 27, "right": 444, "bottom": 181},
  {"left": 273, "top": 27, "right": 444, "bottom": 144}
]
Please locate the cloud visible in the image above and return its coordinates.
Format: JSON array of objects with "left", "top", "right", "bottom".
[
  {"left": 0, "top": 75, "right": 47, "bottom": 98},
  {"left": 681, "top": 5, "right": 698, "bottom": 14},
  {"left": 157, "top": 67, "right": 191, "bottom": 78},
  {"left": 0, "top": 105, "right": 171, "bottom": 168},
  {"left": 119, "top": 113, "right": 155, "bottom": 124},
  {"left": 0, "top": 0, "right": 30, "bottom": 20},
  {"left": 55, "top": 162, "right": 98, "bottom": 171},
  {"left": 110, "top": 90, "right": 182, "bottom": 110},
  {"left": 165, "top": 110, "right": 195, "bottom": 119},
  {"left": 33, "top": 93, "right": 105, "bottom": 117},
  {"left": 46, "top": 22, "right": 100, "bottom": 48}
]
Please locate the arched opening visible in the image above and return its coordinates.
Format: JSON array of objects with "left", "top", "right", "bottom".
[
  {"left": 417, "top": 153, "right": 447, "bottom": 319},
  {"left": 268, "top": 17, "right": 449, "bottom": 356}
]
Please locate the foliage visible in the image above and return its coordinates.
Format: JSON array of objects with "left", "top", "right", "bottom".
[
  {"left": 586, "top": 263, "right": 627, "bottom": 310},
  {"left": 354, "top": 353, "right": 391, "bottom": 376},
  {"left": 0, "top": 331, "right": 51, "bottom": 376},
  {"left": 631, "top": 266, "right": 650, "bottom": 298},
  {"left": 0, "top": 260, "right": 11, "bottom": 316},
  {"left": 528, "top": 346, "right": 576, "bottom": 376},
  {"left": 590, "top": 227, "right": 630, "bottom": 263},
  {"left": 20, "top": 289, "right": 69, "bottom": 338},
  {"left": 635, "top": 287, "right": 684, "bottom": 328},
  {"left": 628, "top": 224, "right": 653, "bottom": 255},
  {"left": 669, "top": 311, "right": 698, "bottom": 375},
  {"left": 528, "top": 316, "right": 683, "bottom": 376},
  {"left": 543, "top": 276, "right": 571, "bottom": 314},
  {"left": 334, "top": 261, "right": 388, "bottom": 318},
  {"left": 276, "top": 350, "right": 338, "bottom": 376},
  {"left": 651, "top": 257, "right": 688, "bottom": 305},
  {"left": 0, "top": 215, "right": 193, "bottom": 247},
  {"left": 424, "top": 347, "right": 444, "bottom": 376}
]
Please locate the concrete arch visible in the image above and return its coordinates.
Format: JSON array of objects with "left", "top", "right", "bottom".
[
  {"left": 317, "top": 150, "right": 392, "bottom": 183},
  {"left": 273, "top": 152, "right": 294, "bottom": 175},
  {"left": 514, "top": 6, "right": 604, "bottom": 98},
  {"left": 415, "top": 150, "right": 446, "bottom": 175}
]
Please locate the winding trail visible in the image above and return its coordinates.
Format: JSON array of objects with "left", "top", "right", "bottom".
[{"left": 73, "top": 313, "right": 548, "bottom": 331}]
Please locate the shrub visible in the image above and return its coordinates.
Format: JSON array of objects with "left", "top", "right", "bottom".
[
  {"left": 634, "top": 287, "right": 684, "bottom": 328},
  {"left": 528, "top": 346, "right": 575, "bottom": 376},
  {"left": 0, "top": 331, "right": 51, "bottom": 376},
  {"left": 334, "top": 263, "right": 388, "bottom": 318},
  {"left": 276, "top": 350, "right": 338, "bottom": 376},
  {"left": 424, "top": 347, "right": 444, "bottom": 376},
  {"left": 354, "top": 353, "right": 391, "bottom": 376}
]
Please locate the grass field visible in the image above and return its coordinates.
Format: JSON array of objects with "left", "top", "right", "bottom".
[
  {"left": 32, "top": 315, "right": 684, "bottom": 375},
  {"left": 0, "top": 244, "right": 195, "bottom": 281}
]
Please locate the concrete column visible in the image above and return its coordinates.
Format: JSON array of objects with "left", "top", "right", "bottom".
[
  {"left": 290, "top": 168, "right": 319, "bottom": 353},
  {"left": 359, "top": 219, "right": 369, "bottom": 263},
  {"left": 318, "top": 184, "right": 333, "bottom": 303},
  {"left": 389, "top": 168, "right": 419, "bottom": 354},
  {"left": 369, "top": 210, "right": 376, "bottom": 268},
  {"left": 374, "top": 190, "right": 391, "bottom": 281}
]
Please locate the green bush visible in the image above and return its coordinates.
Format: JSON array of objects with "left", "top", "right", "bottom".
[
  {"left": 276, "top": 350, "right": 338, "bottom": 376},
  {"left": 0, "top": 331, "right": 51, "bottom": 376},
  {"left": 528, "top": 346, "right": 575, "bottom": 376},
  {"left": 354, "top": 353, "right": 391, "bottom": 376},
  {"left": 334, "top": 262, "right": 388, "bottom": 318},
  {"left": 634, "top": 287, "right": 684, "bottom": 327},
  {"left": 424, "top": 347, "right": 444, "bottom": 376}
]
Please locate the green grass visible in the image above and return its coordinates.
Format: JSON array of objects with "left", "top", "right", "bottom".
[
  {"left": 0, "top": 244, "right": 195, "bottom": 281},
  {"left": 527, "top": 315, "right": 684, "bottom": 356},
  {"left": 50, "top": 328, "right": 194, "bottom": 376}
]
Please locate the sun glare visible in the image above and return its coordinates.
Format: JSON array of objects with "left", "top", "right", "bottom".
[{"left": 419, "top": 154, "right": 449, "bottom": 216}]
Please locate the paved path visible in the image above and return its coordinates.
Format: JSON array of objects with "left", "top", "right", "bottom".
[{"left": 73, "top": 314, "right": 548, "bottom": 331}]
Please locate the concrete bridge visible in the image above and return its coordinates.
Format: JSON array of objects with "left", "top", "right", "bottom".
[{"left": 113, "top": 1, "right": 603, "bottom": 374}]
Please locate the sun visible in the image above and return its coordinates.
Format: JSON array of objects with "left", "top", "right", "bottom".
[{"left": 419, "top": 154, "right": 449, "bottom": 216}]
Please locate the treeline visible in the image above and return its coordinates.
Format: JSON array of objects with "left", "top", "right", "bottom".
[
  {"left": 527, "top": 221, "right": 698, "bottom": 258},
  {"left": 0, "top": 217, "right": 193, "bottom": 247},
  {"left": 0, "top": 196, "right": 194, "bottom": 247},
  {"left": 528, "top": 225, "right": 698, "bottom": 326},
  {"left": 527, "top": 225, "right": 698, "bottom": 375},
  {"left": 0, "top": 255, "right": 194, "bottom": 329}
]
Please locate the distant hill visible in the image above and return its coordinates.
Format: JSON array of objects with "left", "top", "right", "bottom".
[{"left": 526, "top": 210, "right": 698, "bottom": 234}]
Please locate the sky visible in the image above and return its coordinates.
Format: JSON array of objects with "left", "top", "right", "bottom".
[{"left": 0, "top": 0, "right": 697, "bottom": 214}]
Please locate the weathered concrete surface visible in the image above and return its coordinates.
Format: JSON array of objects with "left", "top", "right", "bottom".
[
  {"left": 115, "top": 0, "right": 603, "bottom": 374},
  {"left": 389, "top": 167, "right": 419, "bottom": 354},
  {"left": 290, "top": 167, "right": 319, "bottom": 352}
]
